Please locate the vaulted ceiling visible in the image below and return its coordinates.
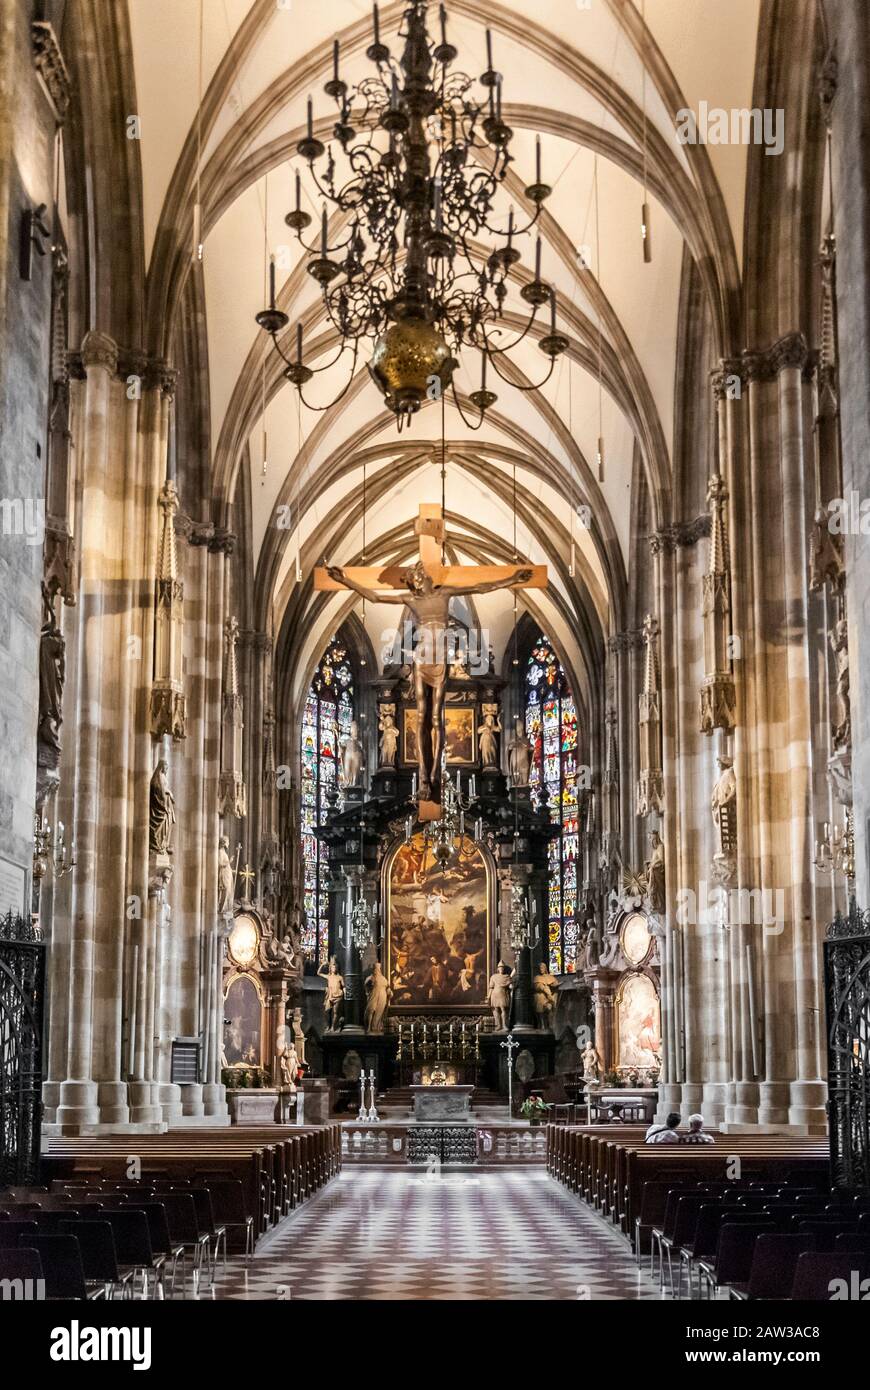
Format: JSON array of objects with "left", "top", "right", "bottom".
[{"left": 127, "top": 0, "right": 760, "bottom": 710}]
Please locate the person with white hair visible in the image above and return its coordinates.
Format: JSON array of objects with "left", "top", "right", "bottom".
[{"left": 681, "top": 1113, "right": 714, "bottom": 1144}]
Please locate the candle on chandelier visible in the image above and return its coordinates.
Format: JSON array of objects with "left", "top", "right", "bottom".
[
  {"left": 495, "top": 75, "right": 502, "bottom": 123},
  {"left": 333, "top": 38, "right": 340, "bottom": 84},
  {"left": 307, "top": 97, "right": 313, "bottom": 141},
  {"left": 536, "top": 134, "right": 542, "bottom": 186},
  {"left": 320, "top": 205, "right": 328, "bottom": 256},
  {"left": 411, "top": 772, "right": 417, "bottom": 796},
  {"left": 296, "top": 321, "right": 303, "bottom": 362},
  {"left": 391, "top": 72, "right": 399, "bottom": 110},
  {"left": 470, "top": 775, "right": 476, "bottom": 799},
  {"left": 550, "top": 287, "right": 557, "bottom": 335},
  {"left": 434, "top": 177, "right": 442, "bottom": 232},
  {"left": 269, "top": 256, "right": 276, "bottom": 309},
  {"left": 507, "top": 206, "right": 514, "bottom": 249},
  {"left": 294, "top": 169, "right": 301, "bottom": 214},
  {"left": 373, "top": 3, "right": 380, "bottom": 47},
  {"left": 480, "top": 350, "right": 487, "bottom": 391},
  {"left": 486, "top": 27, "right": 493, "bottom": 72},
  {"left": 474, "top": 817, "right": 483, "bottom": 840},
  {"left": 535, "top": 235, "right": 542, "bottom": 281},
  {"left": 439, "top": 3, "right": 447, "bottom": 48}
]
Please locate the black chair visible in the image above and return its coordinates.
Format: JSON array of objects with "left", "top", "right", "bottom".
[
  {"left": 790, "top": 1250, "right": 870, "bottom": 1300},
  {"left": 130, "top": 1203, "right": 185, "bottom": 1296},
  {"left": 158, "top": 1192, "right": 210, "bottom": 1293},
  {"left": 59, "top": 1220, "right": 134, "bottom": 1300},
  {"left": 0, "top": 1221, "right": 38, "bottom": 1249},
  {"left": 0, "top": 1247, "right": 44, "bottom": 1300},
  {"left": 835, "top": 1233, "right": 870, "bottom": 1253},
  {"left": 189, "top": 1189, "right": 227, "bottom": 1281},
  {"left": 662, "top": 1196, "right": 710, "bottom": 1298},
  {"left": 697, "top": 1222, "right": 777, "bottom": 1299},
  {"left": 678, "top": 1206, "right": 768, "bottom": 1300},
  {"left": 796, "top": 1220, "right": 859, "bottom": 1251},
  {"left": 208, "top": 1181, "right": 255, "bottom": 1260},
  {"left": 101, "top": 1210, "right": 166, "bottom": 1299},
  {"left": 23, "top": 1234, "right": 104, "bottom": 1301},
  {"left": 729, "top": 1233, "right": 817, "bottom": 1300},
  {"left": 33, "top": 1208, "right": 82, "bottom": 1233}
]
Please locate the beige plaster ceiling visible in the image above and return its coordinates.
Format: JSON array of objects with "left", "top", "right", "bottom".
[{"left": 127, "top": 0, "right": 761, "bottom": 687}]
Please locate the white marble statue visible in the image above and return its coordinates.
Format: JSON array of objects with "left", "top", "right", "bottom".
[
  {"left": 507, "top": 718, "right": 533, "bottom": 786},
  {"left": 364, "top": 961, "right": 391, "bottom": 1034},
  {"left": 487, "top": 961, "right": 513, "bottom": 1031},
  {"left": 217, "top": 834, "right": 235, "bottom": 915},
  {"left": 378, "top": 708, "right": 399, "bottom": 767},
  {"left": 340, "top": 719, "right": 365, "bottom": 787}
]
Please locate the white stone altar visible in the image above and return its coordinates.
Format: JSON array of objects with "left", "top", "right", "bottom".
[{"left": 410, "top": 1084, "right": 474, "bottom": 1123}]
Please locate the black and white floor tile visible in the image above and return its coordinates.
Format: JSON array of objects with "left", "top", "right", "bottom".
[{"left": 202, "top": 1168, "right": 663, "bottom": 1301}]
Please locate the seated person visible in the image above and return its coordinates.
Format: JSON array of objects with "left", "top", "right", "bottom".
[
  {"left": 644, "top": 1111, "right": 681, "bottom": 1144},
  {"left": 681, "top": 1112, "right": 714, "bottom": 1144}
]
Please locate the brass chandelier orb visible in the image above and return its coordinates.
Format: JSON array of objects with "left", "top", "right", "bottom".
[{"left": 255, "top": 1, "right": 568, "bottom": 429}]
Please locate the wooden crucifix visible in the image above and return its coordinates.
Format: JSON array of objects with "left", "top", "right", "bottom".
[{"left": 315, "top": 503, "right": 547, "bottom": 815}]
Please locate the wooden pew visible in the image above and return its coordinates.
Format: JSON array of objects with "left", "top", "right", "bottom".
[{"left": 39, "top": 1124, "right": 342, "bottom": 1241}]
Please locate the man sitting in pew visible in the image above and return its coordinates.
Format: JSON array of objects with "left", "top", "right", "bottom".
[
  {"left": 680, "top": 1113, "right": 714, "bottom": 1144},
  {"left": 644, "top": 1112, "right": 681, "bottom": 1143}
]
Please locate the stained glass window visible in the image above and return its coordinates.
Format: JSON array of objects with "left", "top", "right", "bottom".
[
  {"left": 300, "top": 635, "right": 354, "bottom": 965},
  {"left": 525, "top": 635, "right": 579, "bottom": 974}
]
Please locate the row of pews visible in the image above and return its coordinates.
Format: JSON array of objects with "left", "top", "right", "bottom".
[
  {"left": 40, "top": 1124, "right": 342, "bottom": 1241},
  {"left": 547, "top": 1124, "right": 844, "bottom": 1298}
]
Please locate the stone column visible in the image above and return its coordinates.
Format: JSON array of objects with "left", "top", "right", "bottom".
[{"left": 55, "top": 333, "right": 116, "bottom": 1130}]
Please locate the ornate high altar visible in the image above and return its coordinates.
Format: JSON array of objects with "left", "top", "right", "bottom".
[{"left": 307, "top": 515, "right": 558, "bottom": 1100}]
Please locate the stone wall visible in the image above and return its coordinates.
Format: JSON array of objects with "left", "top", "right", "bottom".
[{"left": 0, "top": 2, "right": 59, "bottom": 913}]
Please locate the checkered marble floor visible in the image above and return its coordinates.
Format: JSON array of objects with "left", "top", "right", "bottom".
[{"left": 205, "top": 1168, "right": 663, "bottom": 1301}]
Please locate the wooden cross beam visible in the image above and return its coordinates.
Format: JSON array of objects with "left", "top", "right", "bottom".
[{"left": 314, "top": 503, "right": 547, "bottom": 593}]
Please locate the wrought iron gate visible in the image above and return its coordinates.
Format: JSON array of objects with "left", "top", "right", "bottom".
[
  {"left": 0, "top": 912, "right": 45, "bottom": 1185},
  {"left": 824, "top": 901, "right": 870, "bottom": 1190}
]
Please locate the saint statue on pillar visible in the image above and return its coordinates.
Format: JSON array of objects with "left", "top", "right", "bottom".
[{"left": 149, "top": 758, "right": 176, "bottom": 856}]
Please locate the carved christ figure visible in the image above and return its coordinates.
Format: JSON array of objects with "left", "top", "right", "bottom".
[{"left": 326, "top": 559, "right": 532, "bottom": 800}]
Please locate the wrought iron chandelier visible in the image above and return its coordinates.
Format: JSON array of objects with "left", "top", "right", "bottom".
[{"left": 255, "top": 1, "right": 568, "bottom": 428}]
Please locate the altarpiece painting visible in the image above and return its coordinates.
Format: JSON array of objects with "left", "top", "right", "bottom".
[{"left": 385, "top": 832, "right": 492, "bottom": 1011}]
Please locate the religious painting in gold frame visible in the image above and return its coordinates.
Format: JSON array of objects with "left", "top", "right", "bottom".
[
  {"left": 222, "top": 971, "right": 265, "bottom": 1069},
  {"left": 383, "top": 831, "right": 493, "bottom": 1012},
  {"left": 614, "top": 971, "right": 661, "bottom": 1071},
  {"left": 402, "top": 706, "right": 476, "bottom": 766}
]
